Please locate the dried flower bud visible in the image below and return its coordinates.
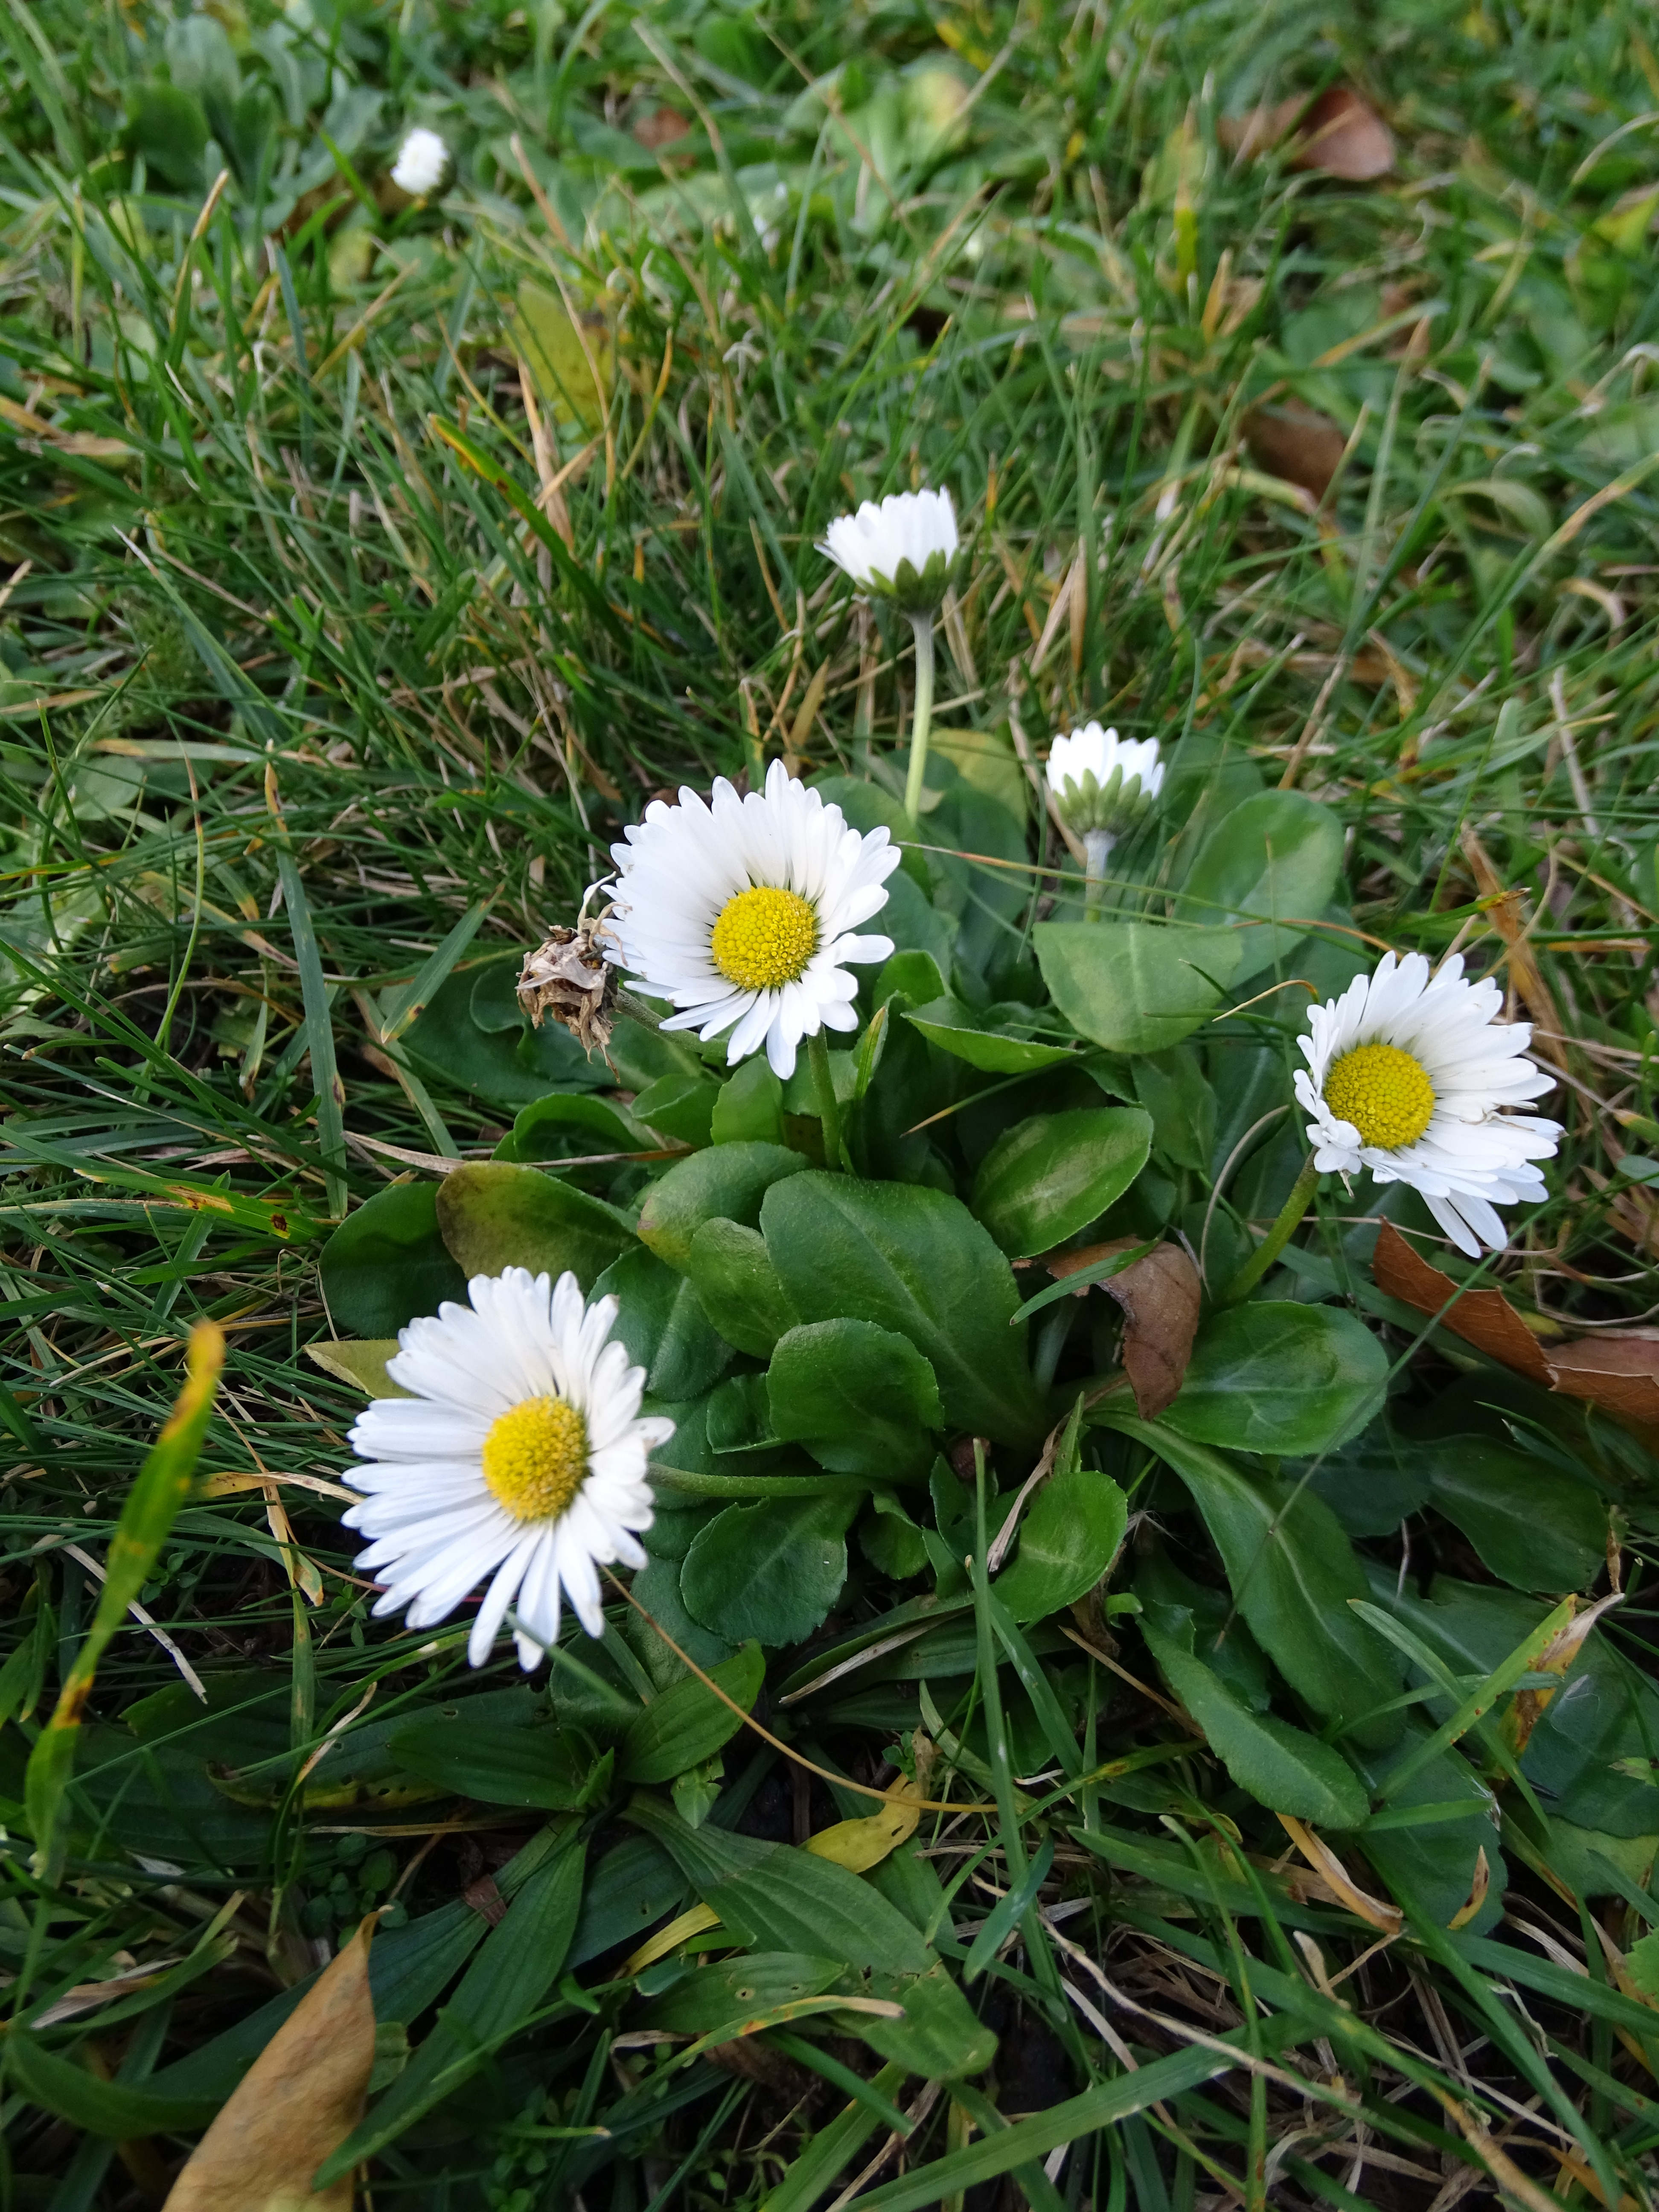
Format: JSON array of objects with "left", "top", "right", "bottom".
[{"left": 517, "top": 911, "right": 617, "bottom": 1058}]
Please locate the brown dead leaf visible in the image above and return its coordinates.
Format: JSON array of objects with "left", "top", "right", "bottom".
[
  {"left": 163, "top": 1917, "right": 377, "bottom": 2212},
  {"left": 1047, "top": 1239, "right": 1201, "bottom": 1417},
  {"left": 1372, "top": 1220, "right": 1551, "bottom": 1381},
  {"left": 1545, "top": 1336, "right": 1659, "bottom": 1427},
  {"left": 1243, "top": 403, "right": 1348, "bottom": 501},
  {"left": 632, "top": 106, "right": 691, "bottom": 151},
  {"left": 1373, "top": 1220, "right": 1659, "bottom": 1441},
  {"left": 1291, "top": 87, "right": 1395, "bottom": 180},
  {"left": 1220, "top": 86, "right": 1394, "bottom": 180}
]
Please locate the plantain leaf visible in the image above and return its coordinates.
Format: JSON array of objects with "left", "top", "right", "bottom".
[{"left": 619, "top": 1642, "right": 766, "bottom": 1782}]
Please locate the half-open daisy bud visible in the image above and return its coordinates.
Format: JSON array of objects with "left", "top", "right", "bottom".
[
  {"left": 390, "top": 126, "right": 450, "bottom": 198},
  {"left": 605, "top": 759, "right": 900, "bottom": 1081},
  {"left": 1046, "top": 723, "right": 1164, "bottom": 839},
  {"left": 819, "top": 487, "right": 961, "bottom": 614},
  {"left": 1295, "top": 951, "right": 1561, "bottom": 1257},
  {"left": 343, "top": 1269, "right": 672, "bottom": 1669}
]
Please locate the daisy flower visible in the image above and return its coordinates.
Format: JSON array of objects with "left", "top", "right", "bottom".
[
  {"left": 1295, "top": 952, "right": 1561, "bottom": 1258},
  {"left": 343, "top": 1269, "right": 672, "bottom": 1670},
  {"left": 390, "top": 127, "right": 449, "bottom": 197},
  {"left": 606, "top": 759, "right": 900, "bottom": 1080},
  {"left": 819, "top": 488, "right": 960, "bottom": 613},
  {"left": 1045, "top": 723, "right": 1164, "bottom": 834}
]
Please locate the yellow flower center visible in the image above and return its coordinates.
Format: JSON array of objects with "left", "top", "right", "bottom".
[
  {"left": 710, "top": 885, "right": 818, "bottom": 992},
  {"left": 480, "top": 1396, "right": 588, "bottom": 1522},
  {"left": 1323, "top": 1042, "right": 1436, "bottom": 1152}
]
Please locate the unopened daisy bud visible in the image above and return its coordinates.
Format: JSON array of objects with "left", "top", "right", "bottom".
[
  {"left": 390, "top": 126, "right": 449, "bottom": 198},
  {"left": 1296, "top": 950, "right": 1561, "bottom": 1259},
  {"left": 819, "top": 487, "right": 961, "bottom": 615},
  {"left": 1046, "top": 724, "right": 1164, "bottom": 839}
]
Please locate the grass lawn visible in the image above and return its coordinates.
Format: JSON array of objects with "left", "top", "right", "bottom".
[{"left": 3, "top": 0, "right": 1659, "bottom": 2204}]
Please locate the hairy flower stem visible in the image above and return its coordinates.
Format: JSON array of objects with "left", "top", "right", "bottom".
[
  {"left": 808, "top": 1027, "right": 845, "bottom": 1171},
  {"left": 1217, "top": 1154, "right": 1321, "bottom": 1306},
  {"left": 1083, "top": 827, "right": 1115, "bottom": 920},
  {"left": 902, "top": 611, "right": 936, "bottom": 825}
]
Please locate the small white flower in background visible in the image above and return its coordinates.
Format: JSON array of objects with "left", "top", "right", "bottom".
[
  {"left": 1045, "top": 723, "right": 1164, "bottom": 837},
  {"left": 606, "top": 758, "right": 900, "bottom": 1080},
  {"left": 390, "top": 126, "right": 449, "bottom": 197},
  {"left": 819, "top": 487, "right": 960, "bottom": 613},
  {"left": 343, "top": 1269, "right": 672, "bottom": 1669},
  {"left": 1295, "top": 951, "right": 1561, "bottom": 1258}
]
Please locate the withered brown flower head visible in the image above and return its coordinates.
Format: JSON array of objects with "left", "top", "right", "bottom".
[{"left": 517, "top": 909, "right": 618, "bottom": 1058}]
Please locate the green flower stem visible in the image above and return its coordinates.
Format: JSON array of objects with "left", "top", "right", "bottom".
[
  {"left": 901, "top": 610, "right": 936, "bottom": 825},
  {"left": 1217, "top": 1153, "right": 1321, "bottom": 1307},
  {"left": 1082, "top": 827, "right": 1115, "bottom": 920},
  {"left": 808, "top": 1027, "right": 844, "bottom": 1171}
]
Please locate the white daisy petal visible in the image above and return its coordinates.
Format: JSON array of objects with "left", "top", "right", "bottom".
[
  {"left": 605, "top": 764, "right": 896, "bottom": 1080},
  {"left": 1297, "top": 951, "right": 1561, "bottom": 1256},
  {"left": 341, "top": 1270, "right": 672, "bottom": 1670}
]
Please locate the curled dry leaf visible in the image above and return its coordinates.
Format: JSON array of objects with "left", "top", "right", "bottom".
[
  {"left": 1220, "top": 85, "right": 1394, "bottom": 181},
  {"left": 1506, "top": 1589, "right": 1624, "bottom": 1755},
  {"left": 1243, "top": 403, "right": 1348, "bottom": 502},
  {"left": 1276, "top": 1814, "right": 1403, "bottom": 1936},
  {"left": 163, "top": 1917, "right": 377, "bottom": 2212},
  {"left": 1448, "top": 1845, "right": 1491, "bottom": 1932},
  {"left": 804, "top": 1733, "right": 934, "bottom": 1870},
  {"left": 1046, "top": 1238, "right": 1201, "bottom": 1418},
  {"left": 1373, "top": 1220, "right": 1659, "bottom": 1438}
]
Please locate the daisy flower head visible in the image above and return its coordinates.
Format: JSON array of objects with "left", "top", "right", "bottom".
[
  {"left": 819, "top": 488, "right": 961, "bottom": 613},
  {"left": 1046, "top": 724, "right": 1164, "bottom": 838},
  {"left": 343, "top": 1269, "right": 672, "bottom": 1671},
  {"left": 1294, "top": 952, "right": 1561, "bottom": 1259},
  {"left": 390, "top": 126, "right": 450, "bottom": 198},
  {"left": 605, "top": 759, "right": 901, "bottom": 1081}
]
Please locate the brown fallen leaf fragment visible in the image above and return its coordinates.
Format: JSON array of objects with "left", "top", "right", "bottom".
[
  {"left": 1372, "top": 1220, "right": 1659, "bottom": 1438},
  {"left": 632, "top": 106, "right": 691, "bottom": 151},
  {"left": 1243, "top": 402, "right": 1349, "bottom": 501},
  {"left": 1544, "top": 1335, "right": 1659, "bottom": 1428},
  {"left": 1220, "top": 85, "right": 1394, "bottom": 181},
  {"left": 163, "top": 1917, "right": 377, "bottom": 2212},
  {"left": 1373, "top": 1220, "right": 1551, "bottom": 1382},
  {"left": 1292, "top": 87, "right": 1395, "bottom": 179},
  {"left": 1047, "top": 1239, "right": 1202, "bottom": 1418}
]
